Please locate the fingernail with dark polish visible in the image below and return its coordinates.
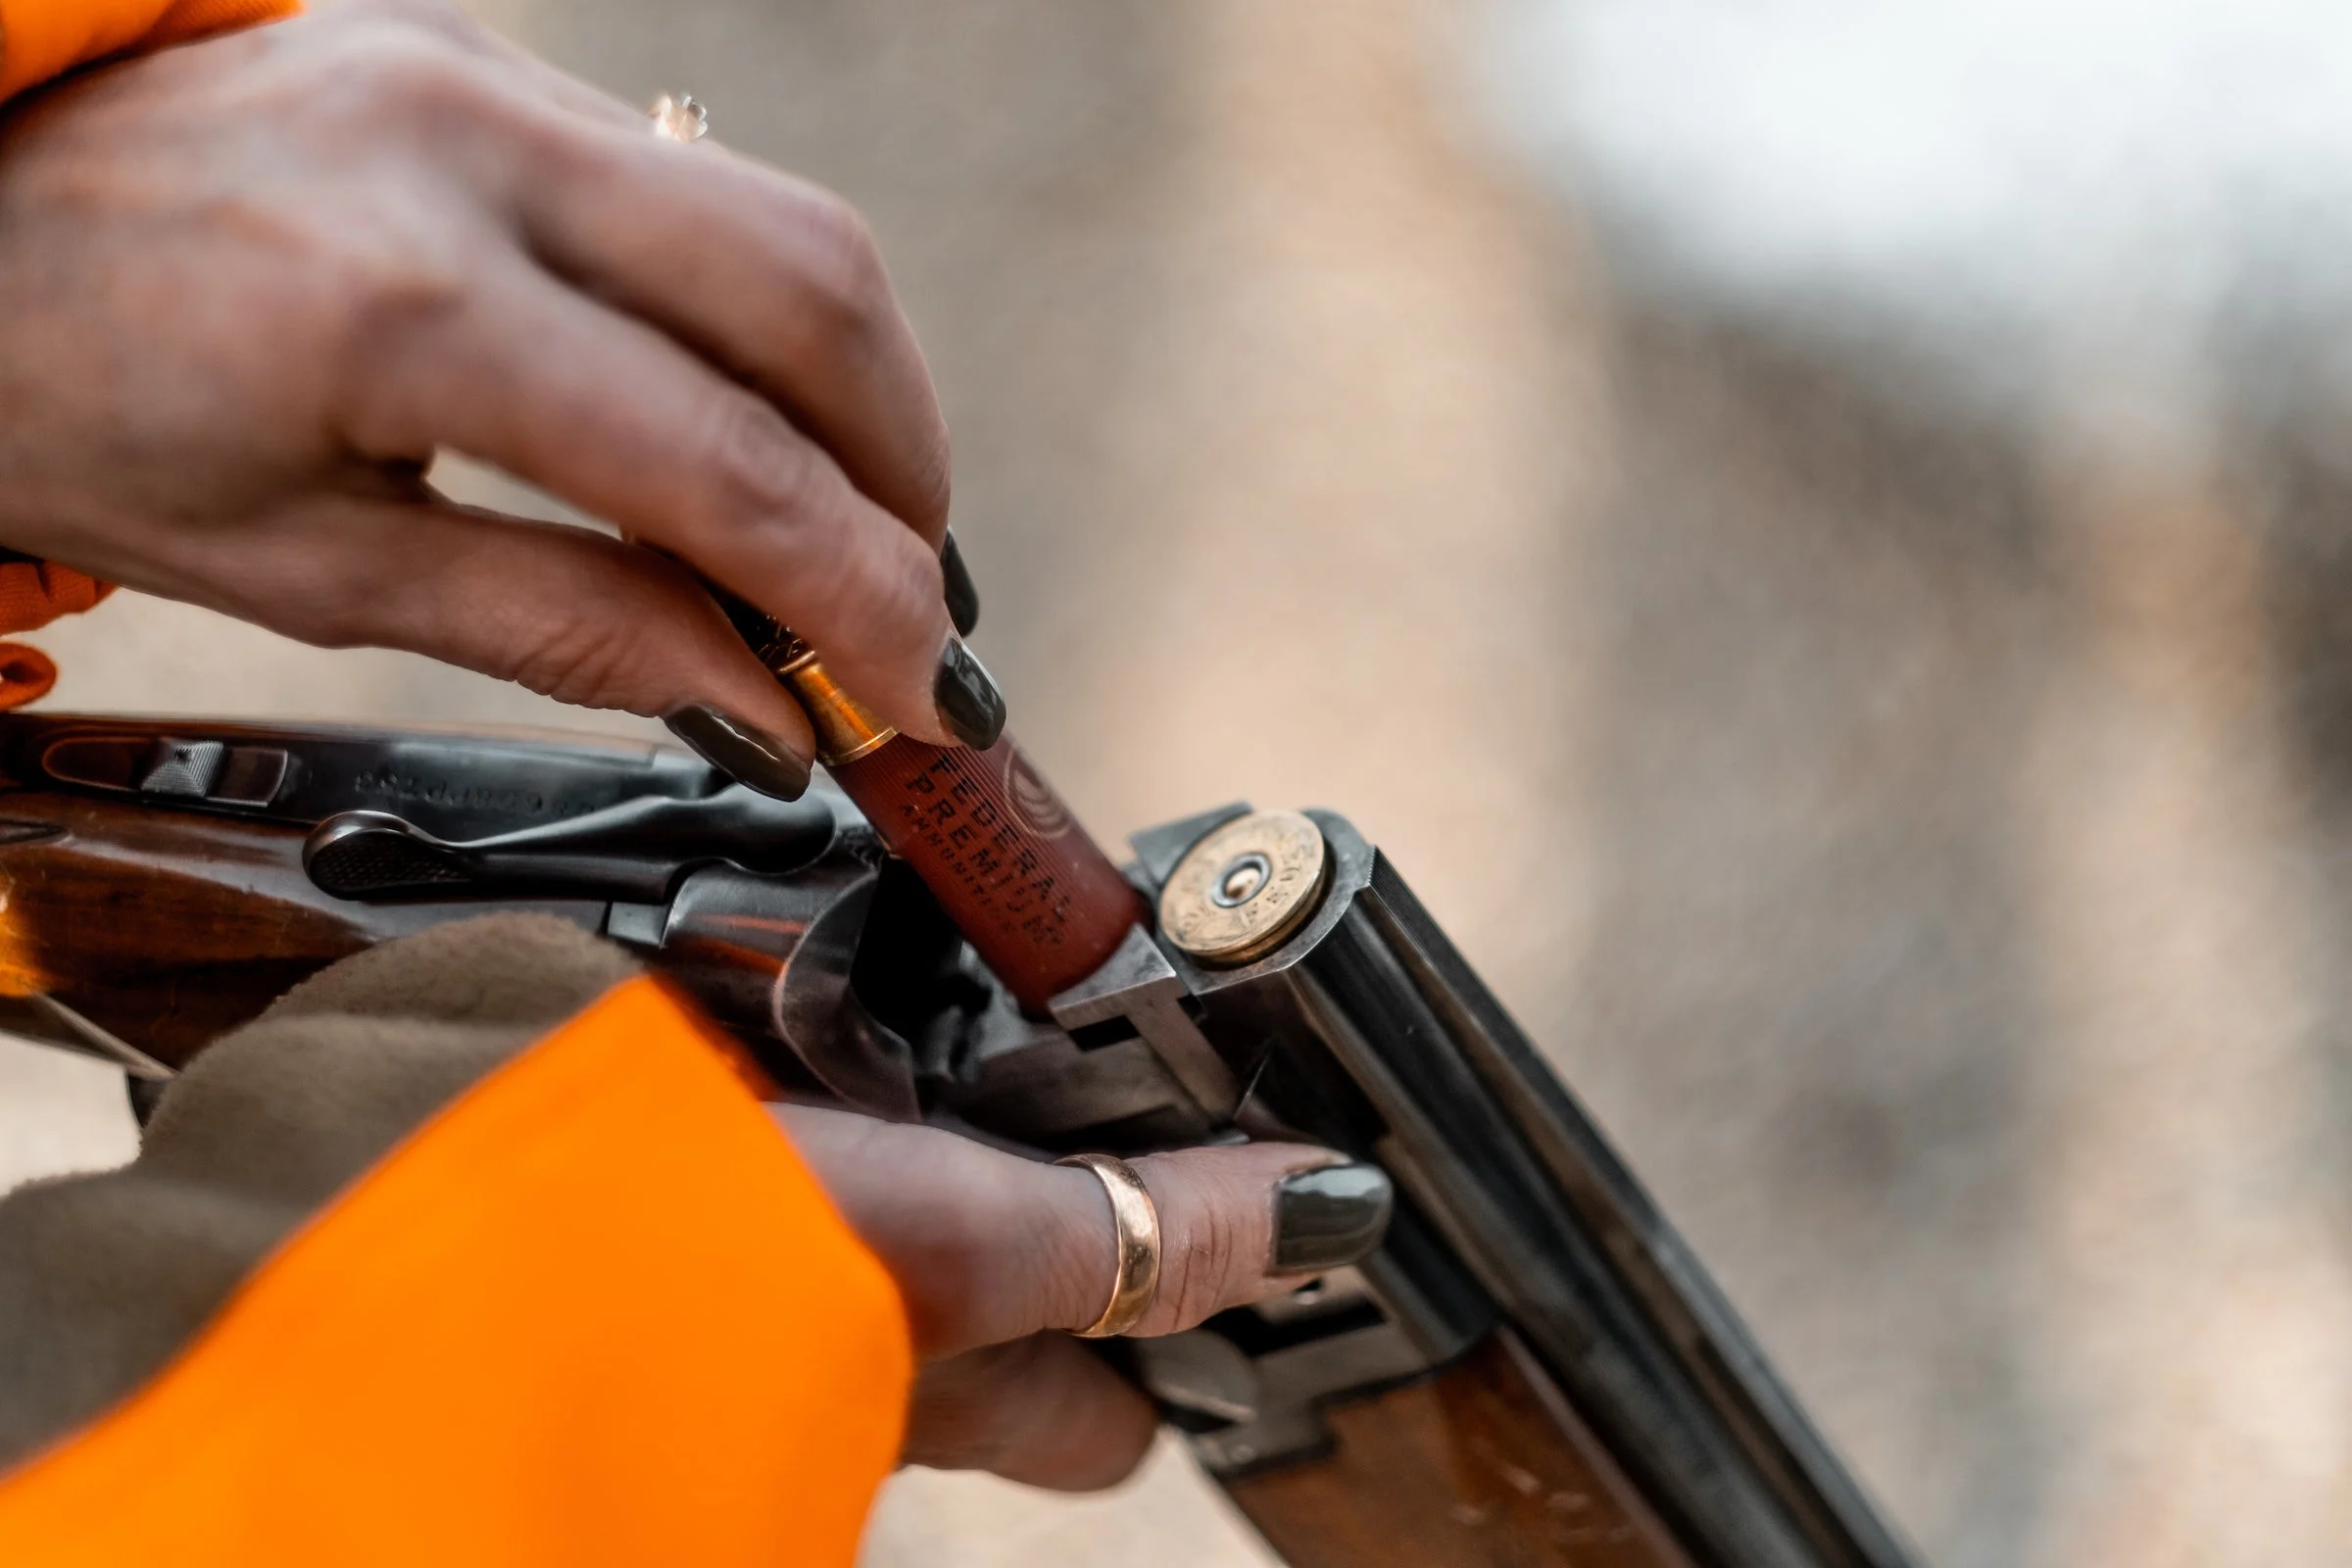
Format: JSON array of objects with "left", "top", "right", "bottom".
[
  {"left": 663, "top": 705, "right": 812, "bottom": 801},
  {"left": 1271, "top": 1162, "right": 1394, "bottom": 1275},
  {"left": 933, "top": 634, "right": 1007, "bottom": 751},
  {"left": 941, "top": 529, "right": 981, "bottom": 637}
]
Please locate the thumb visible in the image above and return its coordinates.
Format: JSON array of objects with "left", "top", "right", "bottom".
[
  {"left": 1114, "top": 1142, "right": 1396, "bottom": 1338},
  {"left": 162, "top": 495, "right": 818, "bottom": 799},
  {"left": 770, "top": 1105, "right": 1394, "bottom": 1360},
  {"left": 902, "top": 1335, "right": 1158, "bottom": 1491}
]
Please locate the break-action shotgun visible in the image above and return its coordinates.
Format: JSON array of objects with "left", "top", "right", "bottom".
[{"left": 0, "top": 707, "right": 1916, "bottom": 1568}]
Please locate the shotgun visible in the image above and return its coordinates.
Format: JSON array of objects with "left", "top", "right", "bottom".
[{"left": 0, "top": 707, "right": 1916, "bottom": 1568}]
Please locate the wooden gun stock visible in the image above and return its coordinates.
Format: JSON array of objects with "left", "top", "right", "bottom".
[{"left": 0, "top": 789, "right": 425, "bottom": 1065}]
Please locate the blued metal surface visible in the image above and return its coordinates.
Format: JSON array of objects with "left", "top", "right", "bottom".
[
  {"left": 641, "top": 858, "right": 881, "bottom": 1094},
  {"left": 303, "top": 785, "right": 836, "bottom": 903},
  {"left": 1048, "top": 922, "right": 1241, "bottom": 1117},
  {"left": 952, "top": 985, "right": 1213, "bottom": 1148},
  {"left": 4, "top": 712, "right": 715, "bottom": 838},
  {"left": 768, "top": 872, "right": 922, "bottom": 1120},
  {"left": 1141, "top": 809, "right": 1916, "bottom": 1568}
]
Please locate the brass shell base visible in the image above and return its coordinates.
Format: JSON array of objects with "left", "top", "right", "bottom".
[{"left": 1157, "top": 810, "right": 1330, "bottom": 966}]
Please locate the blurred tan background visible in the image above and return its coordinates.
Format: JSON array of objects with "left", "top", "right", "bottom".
[{"left": 10, "top": 0, "right": 2352, "bottom": 1562}]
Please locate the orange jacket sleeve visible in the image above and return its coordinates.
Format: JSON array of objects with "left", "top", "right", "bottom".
[
  {"left": 0, "top": 917, "right": 914, "bottom": 1565},
  {"left": 0, "top": 0, "right": 291, "bottom": 95},
  {"left": 0, "top": 979, "right": 910, "bottom": 1565},
  {"left": 0, "top": 0, "right": 304, "bottom": 706}
]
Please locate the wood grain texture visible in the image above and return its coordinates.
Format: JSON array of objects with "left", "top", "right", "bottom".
[
  {"left": 0, "top": 792, "right": 569, "bottom": 1065},
  {"left": 1224, "top": 1332, "right": 1691, "bottom": 1568}
]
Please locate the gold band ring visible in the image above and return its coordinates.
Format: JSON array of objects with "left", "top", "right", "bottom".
[{"left": 1055, "top": 1153, "right": 1163, "bottom": 1339}]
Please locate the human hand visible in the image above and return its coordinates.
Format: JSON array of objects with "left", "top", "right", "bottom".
[
  {"left": 772, "top": 1104, "right": 1396, "bottom": 1490},
  {"left": 0, "top": 0, "right": 983, "bottom": 794}
]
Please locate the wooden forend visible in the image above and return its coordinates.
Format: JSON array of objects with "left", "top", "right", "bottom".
[{"left": 1223, "top": 1331, "right": 1692, "bottom": 1568}]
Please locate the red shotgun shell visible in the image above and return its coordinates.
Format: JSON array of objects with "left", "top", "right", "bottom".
[
  {"left": 826, "top": 732, "right": 1140, "bottom": 1011},
  {"left": 726, "top": 611, "right": 1140, "bottom": 1011}
]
